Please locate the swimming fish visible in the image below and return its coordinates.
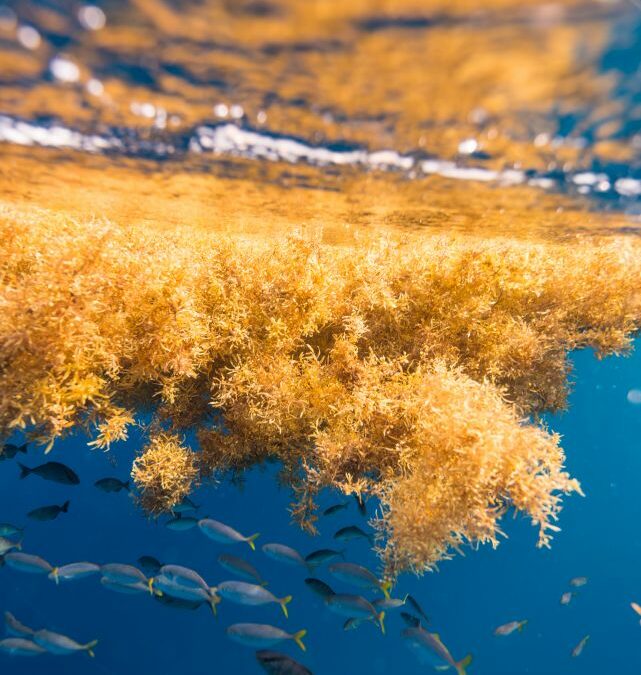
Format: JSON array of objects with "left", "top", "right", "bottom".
[
  {"left": 101, "top": 563, "right": 148, "bottom": 586},
  {"left": 402, "top": 626, "right": 472, "bottom": 674},
  {"left": 0, "top": 536, "right": 21, "bottom": 555},
  {"left": 0, "top": 523, "right": 22, "bottom": 538},
  {"left": 631, "top": 601, "right": 641, "bottom": 617},
  {"left": 226, "top": 623, "right": 307, "bottom": 651},
  {"left": 153, "top": 592, "right": 204, "bottom": 611},
  {"left": 215, "top": 581, "right": 292, "bottom": 617},
  {"left": 323, "top": 502, "right": 348, "bottom": 517},
  {"left": 333, "top": 526, "right": 372, "bottom": 544},
  {"left": 571, "top": 634, "right": 590, "bottom": 658},
  {"left": 138, "top": 556, "right": 163, "bottom": 575},
  {"left": 94, "top": 477, "right": 129, "bottom": 493},
  {"left": 28, "top": 501, "right": 70, "bottom": 521},
  {"left": 172, "top": 496, "right": 199, "bottom": 514},
  {"left": 19, "top": 461, "right": 79, "bottom": 485},
  {"left": 262, "top": 543, "right": 308, "bottom": 569},
  {"left": 494, "top": 620, "right": 527, "bottom": 636},
  {"left": 569, "top": 576, "right": 588, "bottom": 588},
  {"left": 159, "top": 564, "right": 210, "bottom": 591},
  {"left": 304, "top": 578, "right": 336, "bottom": 599},
  {"left": 255, "top": 649, "right": 313, "bottom": 675},
  {"left": 0, "top": 443, "right": 28, "bottom": 460},
  {"left": 4, "top": 612, "right": 34, "bottom": 638},
  {"left": 324, "top": 594, "right": 385, "bottom": 633},
  {"left": 100, "top": 577, "right": 150, "bottom": 595},
  {"left": 0, "top": 638, "right": 46, "bottom": 656},
  {"left": 327, "top": 562, "right": 391, "bottom": 598},
  {"left": 400, "top": 612, "right": 422, "bottom": 628},
  {"left": 217, "top": 553, "right": 267, "bottom": 585},
  {"left": 166, "top": 515, "right": 198, "bottom": 531},
  {"left": 373, "top": 595, "right": 407, "bottom": 611},
  {"left": 152, "top": 575, "right": 220, "bottom": 614},
  {"left": 304, "top": 549, "right": 345, "bottom": 568},
  {"left": 34, "top": 629, "right": 97, "bottom": 657},
  {"left": 49, "top": 562, "right": 101, "bottom": 584},
  {"left": 198, "top": 518, "right": 259, "bottom": 549},
  {"left": 560, "top": 592, "right": 574, "bottom": 605},
  {"left": 406, "top": 594, "right": 430, "bottom": 624},
  {"left": 4, "top": 552, "right": 53, "bottom": 574}
]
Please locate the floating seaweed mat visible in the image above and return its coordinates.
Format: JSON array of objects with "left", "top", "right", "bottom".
[{"left": 1, "top": 202, "right": 640, "bottom": 575}]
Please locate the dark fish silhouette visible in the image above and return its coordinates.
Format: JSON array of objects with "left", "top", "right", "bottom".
[
  {"left": 400, "top": 611, "right": 422, "bottom": 628},
  {"left": 153, "top": 592, "right": 204, "bottom": 611},
  {"left": 138, "top": 556, "right": 163, "bottom": 575},
  {"left": 94, "top": 477, "right": 129, "bottom": 493},
  {"left": 333, "top": 526, "right": 372, "bottom": 544},
  {"left": 323, "top": 502, "right": 348, "bottom": 517},
  {"left": 304, "top": 578, "right": 335, "bottom": 599},
  {"left": 27, "top": 501, "right": 70, "bottom": 521},
  {"left": 217, "top": 553, "right": 267, "bottom": 586},
  {"left": 256, "top": 649, "right": 313, "bottom": 675},
  {"left": 19, "top": 462, "right": 79, "bottom": 485},
  {"left": 304, "top": 549, "right": 345, "bottom": 568},
  {"left": 0, "top": 443, "right": 28, "bottom": 460},
  {"left": 406, "top": 594, "right": 429, "bottom": 624}
]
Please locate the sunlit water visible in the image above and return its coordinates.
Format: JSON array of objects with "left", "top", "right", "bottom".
[{"left": 2, "top": 1, "right": 641, "bottom": 673}]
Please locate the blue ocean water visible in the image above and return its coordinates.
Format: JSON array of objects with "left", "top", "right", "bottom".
[{"left": 1, "top": 343, "right": 640, "bottom": 675}]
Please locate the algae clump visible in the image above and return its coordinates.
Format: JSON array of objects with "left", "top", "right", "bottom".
[{"left": 1, "top": 203, "right": 639, "bottom": 574}]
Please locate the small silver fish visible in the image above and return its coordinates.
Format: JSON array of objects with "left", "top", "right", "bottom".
[
  {"left": 166, "top": 516, "right": 198, "bottom": 531},
  {"left": 34, "top": 629, "right": 97, "bottom": 657},
  {"left": 0, "top": 523, "right": 22, "bottom": 537},
  {"left": 333, "top": 526, "right": 372, "bottom": 544},
  {"left": 4, "top": 612, "right": 34, "bottom": 638},
  {"left": 152, "top": 575, "right": 219, "bottom": 614},
  {"left": 304, "top": 549, "right": 345, "bottom": 568},
  {"left": 198, "top": 518, "right": 259, "bottom": 549},
  {"left": 402, "top": 627, "right": 472, "bottom": 675},
  {"left": 255, "top": 649, "right": 312, "bottom": 675},
  {"left": 304, "top": 578, "right": 335, "bottom": 599},
  {"left": 0, "top": 638, "right": 46, "bottom": 656},
  {"left": 101, "top": 563, "right": 148, "bottom": 586},
  {"left": 570, "top": 576, "right": 588, "bottom": 588},
  {"left": 323, "top": 502, "right": 348, "bottom": 517},
  {"left": 494, "top": 620, "right": 527, "bottom": 636},
  {"left": 226, "top": 623, "right": 307, "bottom": 651},
  {"left": 327, "top": 562, "right": 391, "bottom": 598},
  {"left": 0, "top": 536, "right": 21, "bottom": 555},
  {"left": 262, "top": 543, "right": 308, "bottom": 569},
  {"left": 159, "top": 564, "right": 209, "bottom": 591},
  {"left": 94, "top": 477, "right": 129, "bottom": 493},
  {"left": 4, "top": 552, "right": 53, "bottom": 574},
  {"left": 571, "top": 634, "right": 590, "bottom": 658},
  {"left": 19, "top": 462, "right": 79, "bottom": 485},
  {"left": 27, "top": 501, "right": 70, "bottom": 521},
  {"left": 49, "top": 562, "right": 101, "bottom": 584},
  {"left": 560, "top": 591, "right": 574, "bottom": 606},
  {"left": 216, "top": 581, "right": 292, "bottom": 617},
  {"left": 324, "top": 594, "right": 385, "bottom": 633},
  {"left": 217, "top": 553, "right": 266, "bottom": 585},
  {"left": 373, "top": 595, "right": 407, "bottom": 611}
]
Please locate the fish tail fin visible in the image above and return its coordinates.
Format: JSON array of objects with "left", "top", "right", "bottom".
[
  {"left": 293, "top": 629, "right": 307, "bottom": 651},
  {"left": 380, "top": 580, "right": 392, "bottom": 599},
  {"left": 147, "top": 578, "right": 156, "bottom": 596},
  {"left": 18, "top": 463, "right": 30, "bottom": 479},
  {"left": 15, "top": 539, "right": 22, "bottom": 551},
  {"left": 18, "top": 444, "right": 28, "bottom": 454},
  {"left": 455, "top": 654, "right": 472, "bottom": 675},
  {"left": 280, "top": 595, "right": 293, "bottom": 618},
  {"left": 378, "top": 611, "right": 386, "bottom": 635},
  {"left": 85, "top": 640, "right": 98, "bottom": 658},
  {"left": 247, "top": 533, "right": 260, "bottom": 551},
  {"left": 518, "top": 620, "right": 528, "bottom": 632},
  {"left": 61, "top": 501, "right": 70, "bottom": 513},
  {"left": 208, "top": 594, "right": 220, "bottom": 616},
  {"left": 51, "top": 567, "right": 59, "bottom": 585}
]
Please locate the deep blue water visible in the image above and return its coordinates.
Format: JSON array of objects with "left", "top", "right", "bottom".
[{"left": 1, "top": 342, "right": 641, "bottom": 675}]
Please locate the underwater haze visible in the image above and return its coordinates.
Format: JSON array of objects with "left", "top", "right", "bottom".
[{"left": 3, "top": 0, "right": 641, "bottom": 674}]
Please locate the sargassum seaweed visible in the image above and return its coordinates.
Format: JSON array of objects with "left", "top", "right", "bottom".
[{"left": 1, "top": 203, "right": 639, "bottom": 575}]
